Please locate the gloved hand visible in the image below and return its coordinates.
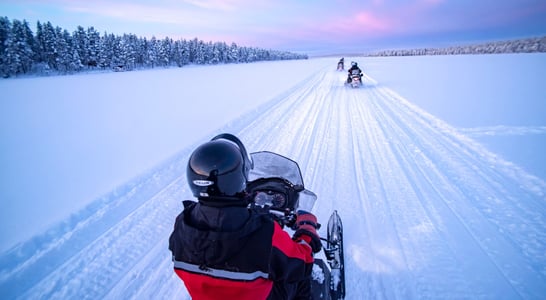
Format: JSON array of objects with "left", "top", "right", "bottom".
[{"left": 292, "top": 210, "right": 322, "bottom": 253}]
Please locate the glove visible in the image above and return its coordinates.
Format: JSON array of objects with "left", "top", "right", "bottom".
[{"left": 293, "top": 210, "right": 322, "bottom": 253}]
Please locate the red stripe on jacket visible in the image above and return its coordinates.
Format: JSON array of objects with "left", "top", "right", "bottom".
[
  {"left": 175, "top": 269, "right": 273, "bottom": 300},
  {"left": 271, "top": 222, "right": 314, "bottom": 264}
]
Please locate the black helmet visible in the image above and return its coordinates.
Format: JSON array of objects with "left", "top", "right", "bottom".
[{"left": 187, "top": 133, "right": 253, "bottom": 199}]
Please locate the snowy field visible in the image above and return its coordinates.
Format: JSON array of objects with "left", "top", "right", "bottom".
[{"left": 1, "top": 53, "right": 545, "bottom": 299}]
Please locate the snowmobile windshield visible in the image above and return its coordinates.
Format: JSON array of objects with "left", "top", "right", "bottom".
[
  {"left": 248, "top": 151, "right": 303, "bottom": 187},
  {"left": 248, "top": 151, "right": 317, "bottom": 211}
]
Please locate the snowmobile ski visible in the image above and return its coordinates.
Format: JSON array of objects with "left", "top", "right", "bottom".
[{"left": 311, "top": 210, "right": 345, "bottom": 300}]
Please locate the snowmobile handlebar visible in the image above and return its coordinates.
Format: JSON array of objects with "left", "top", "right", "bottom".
[
  {"left": 267, "top": 207, "right": 298, "bottom": 228},
  {"left": 265, "top": 206, "right": 321, "bottom": 231}
]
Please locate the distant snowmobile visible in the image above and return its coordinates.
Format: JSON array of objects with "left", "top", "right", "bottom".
[
  {"left": 345, "top": 69, "right": 363, "bottom": 88},
  {"left": 246, "top": 151, "right": 345, "bottom": 300},
  {"left": 337, "top": 58, "right": 344, "bottom": 71},
  {"left": 345, "top": 61, "right": 363, "bottom": 88}
]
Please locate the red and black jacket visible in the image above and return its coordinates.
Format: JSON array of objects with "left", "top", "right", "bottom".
[{"left": 168, "top": 200, "right": 314, "bottom": 299}]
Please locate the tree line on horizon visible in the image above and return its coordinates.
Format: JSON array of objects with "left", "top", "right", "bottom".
[
  {"left": 0, "top": 17, "right": 308, "bottom": 78},
  {"left": 364, "top": 36, "right": 546, "bottom": 57}
]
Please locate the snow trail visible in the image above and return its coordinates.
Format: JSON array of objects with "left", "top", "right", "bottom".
[{"left": 1, "top": 66, "right": 545, "bottom": 299}]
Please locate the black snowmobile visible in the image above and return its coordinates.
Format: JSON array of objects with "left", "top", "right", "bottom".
[
  {"left": 246, "top": 151, "right": 345, "bottom": 300},
  {"left": 337, "top": 58, "right": 344, "bottom": 71},
  {"left": 337, "top": 61, "right": 344, "bottom": 71},
  {"left": 345, "top": 69, "right": 363, "bottom": 88}
]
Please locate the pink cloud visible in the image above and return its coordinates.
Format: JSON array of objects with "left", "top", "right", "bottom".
[
  {"left": 306, "top": 10, "right": 393, "bottom": 39},
  {"left": 353, "top": 11, "right": 391, "bottom": 31},
  {"left": 269, "top": 0, "right": 447, "bottom": 45},
  {"left": 182, "top": 0, "right": 272, "bottom": 11},
  {"left": 420, "top": 0, "right": 444, "bottom": 4}
]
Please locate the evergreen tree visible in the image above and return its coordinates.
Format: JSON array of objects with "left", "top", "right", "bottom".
[
  {"left": 123, "top": 34, "right": 138, "bottom": 70},
  {"left": 172, "top": 40, "right": 182, "bottom": 67},
  {"left": 87, "top": 27, "right": 100, "bottom": 68},
  {"left": 238, "top": 47, "right": 248, "bottom": 63},
  {"left": 73, "top": 26, "right": 89, "bottom": 67},
  {"left": 228, "top": 42, "right": 239, "bottom": 63},
  {"left": 54, "top": 27, "right": 72, "bottom": 72},
  {"left": 42, "top": 22, "right": 58, "bottom": 70},
  {"left": 210, "top": 42, "right": 221, "bottom": 64},
  {"left": 157, "top": 37, "right": 170, "bottom": 66},
  {"left": 176, "top": 39, "right": 190, "bottom": 66},
  {"left": 70, "top": 48, "right": 84, "bottom": 71},
  {"left": 181, "top": 39, "right": 191, "bottom": 65},
  {"left": 195, "top": 40, "right": 205, "bottom": 64},
  {"left": 98, "top": 32, "right": 115, "bottom": 69},
  {"left": 4, "top": 19, "right": 34, "bottom": 76},
  {"left": 147, "top": 36, "right": 158, "bottom": 68},
  {"left": 134, "top": 34, "right": 143, "bottom": 67},
  {"left": 0, "top": 17, "right": 11, "bottom": 76},
  {"left": 34, "top": 21, "right": 45, "bottom": 63},
  {"left": 188, "top": 38, "right": 199, "bottom": 64},
  {"left": 19, "top": 19, "right": 36, "bottom": 65}
]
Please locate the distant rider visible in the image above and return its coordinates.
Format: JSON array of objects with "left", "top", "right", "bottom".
[
  {"left": 337, "top": 57, "right": 344, "bottom": 70},
  {"left": 347, "top": 61, "right": 363, "bottom": 83}
]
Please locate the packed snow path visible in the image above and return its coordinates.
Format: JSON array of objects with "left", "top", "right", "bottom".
[{"left": 1, "top": 68, "right": 545, "bottom": 299}]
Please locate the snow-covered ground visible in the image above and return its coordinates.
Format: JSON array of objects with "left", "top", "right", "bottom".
[{"left": 1, "top": 53, "right": 545, "bottom": 299}]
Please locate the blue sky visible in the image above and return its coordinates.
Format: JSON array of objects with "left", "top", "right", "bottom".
[{"left": 1, "top": 0, "right": 546, "bottom": 54}]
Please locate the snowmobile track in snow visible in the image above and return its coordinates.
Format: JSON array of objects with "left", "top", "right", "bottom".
[{"left": 1, "top": 66, "right": 545, "bottom": 299}]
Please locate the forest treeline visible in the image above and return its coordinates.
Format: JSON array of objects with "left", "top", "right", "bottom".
[
  {"left": 364, "top": 36, "right": 546, "bottom": 57},
  {"left": 0, "top": 17, "right": 308, "bottom": 78}
]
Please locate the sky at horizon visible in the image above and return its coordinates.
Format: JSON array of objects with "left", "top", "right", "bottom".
[{"left": 1, "top": 0, "right": 546, "bottom": 55}]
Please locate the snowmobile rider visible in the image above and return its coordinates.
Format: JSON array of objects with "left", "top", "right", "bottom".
[
  {"left": 347, "top": 61, "right": 363, "bottom": 83},
  {"left": 337, "top": 57, "right": 344, "bottom": 70},
  {"left": 169, "top": 133, "right": 322, "bottom": 300}
]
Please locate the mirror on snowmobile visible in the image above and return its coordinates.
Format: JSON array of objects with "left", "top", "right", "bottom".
[{"left": 297, "top": 189, "right": 317, "bottom": 212}]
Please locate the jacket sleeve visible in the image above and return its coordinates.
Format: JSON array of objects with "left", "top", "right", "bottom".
[{"left": 269, "top": 222, "right": 314, "bottom": 283}]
